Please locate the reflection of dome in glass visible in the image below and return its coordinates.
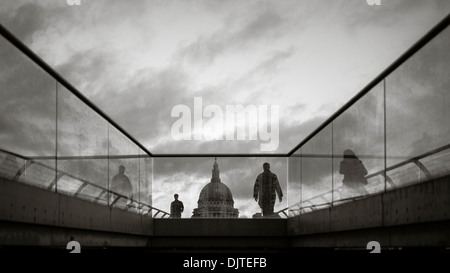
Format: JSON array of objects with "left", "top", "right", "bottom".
[{"left": 192, "top": 158, "right": 239, "bottom": 218}]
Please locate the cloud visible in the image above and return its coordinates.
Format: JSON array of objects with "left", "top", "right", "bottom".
[
  {"left": 102, "top": 66, "right": 193, "bottom": 147},
  {"left": 386, "top": 27, "right": 450, "bottom": 163},
  {"left": 0, "top": 1, "right": 47, "bottom": 43},
  {"left": 177, "top": 7, "right": 288, "bottom": 66},
  {"left": 341, "top": 0, "right": 450, "bottom": 31},
  {"left": 280, "top": 115, "right": 330, "bottom": 153},
  {"left": 53, "top": 46, "right": 195, "bottom": 154},
  {"left": 0, "top": 34, "right": 57, "bottom": 156},
  {"left": 55, "top": 49, "right": 116, "bottom": 97},
  {"left": 3, "top": 0, "right": 450, "bottom": 157},
  {"left": 141, "top": 47, "right": 297, "bottom": 154}
]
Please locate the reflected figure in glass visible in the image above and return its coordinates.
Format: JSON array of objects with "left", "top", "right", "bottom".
[
  {"left": 111, "top": 165, "right": 133, "bottom": 201},
  {"left": 253, "top": 162, "right": 283, "bottom": 217},
  {"left": 170, "top": 193, "right": 184, "bottom": 218},
  {"left": 339, "top": 149, "right": 369, "bottom": 199}
]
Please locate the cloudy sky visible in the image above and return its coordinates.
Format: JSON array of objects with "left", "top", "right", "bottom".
[
  {"left": 1, "top": 0, "right": 449, "bottom": 217},
  {"left": 1, "top": 0, "right": 449, "bottom": 155}
]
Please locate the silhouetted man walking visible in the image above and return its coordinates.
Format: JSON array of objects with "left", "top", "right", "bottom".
[{"left": 253, "top": 163, "right": 283, "bottom": 217}]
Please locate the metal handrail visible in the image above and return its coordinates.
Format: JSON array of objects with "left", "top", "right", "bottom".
[
  {"left": 0, "top": 148, "right": 171, "bottom": 218},
  {"left": 277, "top": 143, "right": 450, "bottom": 218}
]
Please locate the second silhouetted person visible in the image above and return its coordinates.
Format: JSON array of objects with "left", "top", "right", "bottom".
[{"left": 170, "top": 193, "right": 184, "bottom": 218}]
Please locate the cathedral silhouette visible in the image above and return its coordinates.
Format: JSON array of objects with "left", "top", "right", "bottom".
[{"left": 192, "top": 158, "right": 239, "bottom": 218}]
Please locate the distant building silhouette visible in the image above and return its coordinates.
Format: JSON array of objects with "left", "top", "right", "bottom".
[{"left": 192, "top": 158, "right": 239, "bottom": 218}]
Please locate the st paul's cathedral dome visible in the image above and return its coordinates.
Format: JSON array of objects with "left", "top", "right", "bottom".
[{"left": 192, "top": 158, "right": 239, "bottom": 218}]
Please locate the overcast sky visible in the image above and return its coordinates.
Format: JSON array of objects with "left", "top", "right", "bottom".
[
  {"left": 1, "top": 0, "right": 449, "bottom": 155},
  {"left": 1, "top": 0, "right": 449, "bottom": 217}
]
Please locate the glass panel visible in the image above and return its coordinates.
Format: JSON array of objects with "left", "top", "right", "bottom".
[
  {"left": 153, "top": 157, "right": 287, "bottom": 219},
  {"left": 300, "top": 125, "right": 332, "bottom": 212},
  {"left": 386, "top": 26, "right": 450, "bottom": 189},
  {"left": 56, "top": 84, "right": 108, "bottom": 203},
  {"left": 0, "top": 35, "right": 56, "bottom": 188},
  {"left": 139, "top": 150, "right": 152, "bottom": 215},
  {"left": 108, "top": 126, "right": 140, "bottom": 212},
  {"left": 332, "top": 83, "right": 385, "bottom": 202},
  {"left": 288, "top": 150, "right": 301, "bottom": 217}
]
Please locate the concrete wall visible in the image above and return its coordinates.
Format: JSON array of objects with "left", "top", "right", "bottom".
[
  {"left": 1, "top": 175, "right": 449, "bottom": 249},
  {"left": 154, "top": 218, "right": 286, "bottom": 237},
  {"left": 151, "top": 218, "right": 288, "bottom": 250},
  {"left": 0, "top": 178, "right": 152, "bottom": 246},
  {"left": 0, "top": 220, "right": 152, "bottom": 248},
  {"left": 288, "top": 175, "right": 450, "bottom": 248}
]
